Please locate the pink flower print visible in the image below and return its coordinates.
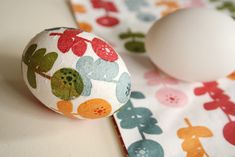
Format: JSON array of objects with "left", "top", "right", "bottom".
[
  {"left": 144, "top": 70, "right": 178, "bottom": 86},
  {"left": 184, "top": 0, "right": 205, "bottom": 8},
  {"left": 156, "top": 87, "right": 188, "bottom": 107}
]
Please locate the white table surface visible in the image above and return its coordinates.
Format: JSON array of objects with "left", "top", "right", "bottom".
[{"left": 0, "top": 0, "right": 124, "bottom": 156}]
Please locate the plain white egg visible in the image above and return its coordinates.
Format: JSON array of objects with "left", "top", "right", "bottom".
[{"left": 146, "top": 8, "right": 235, "bottom": 82}]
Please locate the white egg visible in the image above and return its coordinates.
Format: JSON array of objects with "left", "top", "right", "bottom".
[
  {"left": 21, "top": 27, "right": 131, "bottom": 119},
  {"left": 146, "top": 8, "right": 235, "bottom": 82}
]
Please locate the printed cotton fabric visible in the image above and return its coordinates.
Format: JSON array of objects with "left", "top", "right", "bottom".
[{"left": 70, "top": 0, "right": 235, "bottom": 156}]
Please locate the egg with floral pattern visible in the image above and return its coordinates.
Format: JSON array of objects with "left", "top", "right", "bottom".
[{"left": 21, "top": 27, "right": 131, "bottom": 119}]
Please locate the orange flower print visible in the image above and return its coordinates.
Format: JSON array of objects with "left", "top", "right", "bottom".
[
  {"left": 56, "top": 100, "right": 76, "bottom": 119},
  {"left": 156, "top": 1, "right": 180, "bottom": 17},
  {"left": 77, "top": 98, "right": 112, "bottom": 119},
  {"left": 72, "top": 4, "right": 86, "bottom": 13},
  {"left": 177, "top": 118, "right": 213, "bottom": 157},
  {"left": 227, "top": 71, "right": 235, "bottom": 80},
  {"left": 77, "top": 22, "right": 93, "bottom": 32}
]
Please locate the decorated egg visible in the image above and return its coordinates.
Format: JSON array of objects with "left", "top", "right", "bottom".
[
  {"left": 21, "top": 27, "right": 131, "bottom": 119},
  {"left": 146, "top": 8, "right": 235, "bottom": 82}
]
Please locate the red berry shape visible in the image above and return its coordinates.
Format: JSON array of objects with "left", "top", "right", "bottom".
[
  {"left": 72, "top": 39, "right": 87, "bottom": 57},
  {"left": 96, "top": 16, "right": 119, "bottom": 27},
  {"left": 58, "top": 35, "right": 74, "bottom": 53},
  {"left": 91, "top": 37, "right": 118, "bottom": 62},
  {"left": 223, "top": 121, "right": 235, "bottom": 145},
  {"left": 64, "top": 29, "right": 82, "bottom": 37}
]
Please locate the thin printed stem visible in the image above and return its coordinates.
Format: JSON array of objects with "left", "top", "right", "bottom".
[
  {"left": 138, "top": 126, "right": 146, "bottom": 140},
  {"left": 36, "top": 70, "right": 51, "bottom": 80},
  {"left": 204, "top": 151, "right": 210, "bottom": 157},
  {"left": 132, "top": 36, "right": 136, "bottom": 42},
  {"left": 129, "top": 99, "right": 146, "bottom": 140},
  {"left": 49, "top": 33, "right": 63, "bottom": 36},
  {"left": 127, "top": 29, "right": 136, "bottom": 42},
  {"left": 225, "top": 113, "right": 232, "bottom": 122},
  {"left": 158, "top": 70, "right": 168, "bottom": 88},
  {"left": 184, "top": 118, "right": 210, "bottom": 157},
  {"left": 104, "top": 8, "right": 109, "bottom": 16},
  {"left": 184, "top": 118, "right": 192, "bottom": 127}
]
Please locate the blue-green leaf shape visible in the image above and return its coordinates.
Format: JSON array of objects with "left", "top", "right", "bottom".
[
  {"left": 76, "top": 56, "right": 94, "bottom": 75},
  {"left": 90, "top": 58, "right": 119, "bottom": 81},
  {"left": 137, "top": 12, "right": 156, "bottom": 22},
  {"left": 80, "top": 75, "right": 92, "bottom": 96},
  {"left": 116, "top": 72, "right": 131, "bottom": 103},
  {"left": 117, "top": 100, "right": 140, "bottom": 129},
  {"left": 131, "top": 91, "right": 145, "bottom": 99},
  {"left": 125, "top": 0, "right": 148, "bottom": 11},
  {"left": 117, "top": 92, "right": 162, "bottom": 134},
  {"left": 128, "top": 139, "right": 164, "bottom": 157},
  {"left": 116, "top": 100, "right": 134, "bottom": 119},
  {"left": 117, "top": 100, "right": 162, "bottom": 134},
  {"left": 76, "top": 56, "right": 93, "bottom": 96},
  {"left": 139, "top": 118, "right": 162, "bottom": 134},
  {"left": 76, "top": 56, "right": 119, "bottom": 81}
]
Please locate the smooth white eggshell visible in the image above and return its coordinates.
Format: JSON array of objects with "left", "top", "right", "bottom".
[{"left": 146, "top": 8, "right": 235, "bottom": 82}]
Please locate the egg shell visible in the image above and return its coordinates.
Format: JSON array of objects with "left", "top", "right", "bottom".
[
  {"left": 21, "top": 27, "right": 131, "bottom": 119},
  {"left": 146, "top": 8, "right": 235, "bottom": 82}
]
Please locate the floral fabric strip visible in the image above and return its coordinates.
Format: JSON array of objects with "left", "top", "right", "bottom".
[{"left": 70, "top": 0, "right": 235, "bottom": 156}]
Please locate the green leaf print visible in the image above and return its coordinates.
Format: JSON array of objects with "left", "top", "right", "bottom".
[
  {"left": 38, "top": 52, "right": 58, "bottom": 72},
  {"left": 119, "top": 29, "right": 146, "bottom": 53},
  {"left": 23, "top": 44, "right": 37, "bottom": 65},
  {"left": 210, "top": 0, "right": 235, "bottom": 19},
  {"left": 27, "top": 67, "right": 36, "bottom": 88},
  {"left": 119, "top": 32, "right": 132, "bottom": 39},
  {"left": 22, "top": 44, "right": 58, "bottom": 88}
]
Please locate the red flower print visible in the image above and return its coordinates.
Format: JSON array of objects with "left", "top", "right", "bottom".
[
  {"left": 96, "top": 16, "right": 119, "bottom": 27},
  {"left": 91, "top": 0, "right": 118, "bottom": 12},
  {"left": 194, "top": 82, "right": 223, "bottom": 96},
  {"left": 194, "top": 81, "right": 235, "bottom": 145},
  {"left": 91, "top": 37, "right": 118, "bottom": 62},
  {"left": 71, "top": 37, "right": 87, "bottom": 56},
  {"left": 90, "top": 0, "right": 119, "bottom": 27},
  {"left": 50, "top": 29, "right": 86, "bottom": 56},
  {"left": 50, "top": 29, "right": 118, "bottom": 62},
  {"left": 57, "top": 35, "right": 74, "bottom": 53}
]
